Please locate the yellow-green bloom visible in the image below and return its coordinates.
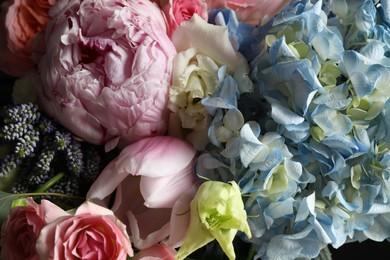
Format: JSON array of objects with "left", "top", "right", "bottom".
[{"left": 176, "top": 181, "right": 251, "bottom": 260}]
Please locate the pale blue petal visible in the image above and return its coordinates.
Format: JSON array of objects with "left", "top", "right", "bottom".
[
  {"left": 240, "top": 124, "right": 268, "bottom": 167},
  {"left": 360, "top": 40, "right": 386, "bottom": 62},
  {"left": 311, "top": 28, "right": 344, "bottom": 60},
  {"left": 267, "top": 228, "right": 326, "bottom": 259},
  {"left": 285, "top": 159, "right": 303, "bottom": 182},
  {"left": 267, "top": 97, "right": 305, "bottom": 125},
  {"left": 269, "top": 36, "right": 298, "bottom": 64},
  {"left": 363, "top": 213, "right": 390, "bottom": 241},
  {"left": 342, "top": 51, "right": 375, "bottom": 97},
  {"left": 322, "top": 135, "right": 364, "bottom": 158},
  {"left": 359, "top": 183, "right": 381, "bottom": 213},
  {"left": 380, "top": 0, "right": 390, "bottom": 23},
  {"left": 253, "top": 149, "right": 284, "bottom": 172},
  {"left": 335, "top": 189, "right": 360, "bottom": 211},
  {"left": 264, "top": 198, "right": 295, "bottom": 229},
  {"left": 279, "top": 122, "right": 311, "bottom": 144},
  {"left": 195, "top": 153, "right": 231, "bottom": 182},
  {"left": 289, "top": 68, "right": 321, "bottom": 116},
  {"left": 295, "top": 192, "right": 316, "bottom": 222},
  {"left": 322, "top": 181, "right": 339, "bottom": 202},
  {"left": 221, "top": 136, "right": 242, "bottom": 159},
  {"left": 207, "top": 109, "right": 223, "bottom": 147},
  {"left": 208, "top": 8, "right": 259, "bottom": 61},
  {"left": 238, "top": 170, "right": 257, "bottom": 194},
  {"left": 355, "top": 0, "right": 376, "bottom": 32},
  {"left": 313, "top": 83, "right": 352, "bottom": 110}
]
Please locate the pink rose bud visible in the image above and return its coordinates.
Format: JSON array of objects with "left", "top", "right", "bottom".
[
  {"left": 0, "top": 198, "right": 45, "bottom": 260},
  {"left": 162, "top": 0, "right": 208, "bottom": 37},
  {"left": 0, "top": 0, "right": 56, "bottom": 77}
]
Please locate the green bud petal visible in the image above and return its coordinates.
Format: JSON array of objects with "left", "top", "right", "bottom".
[
  {"left": 176, "top": 181, "right": 251, "bottom": 260},
  {"left": 11, "top": 197, "right": 28, "bottom": 207}
]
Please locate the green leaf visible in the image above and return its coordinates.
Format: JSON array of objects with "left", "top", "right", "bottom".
[{"left": 0, "top": 191, "right": 18, "bottom": 224}]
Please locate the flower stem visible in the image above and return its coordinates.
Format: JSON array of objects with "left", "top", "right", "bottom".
[{"left": 34, "top": 172, "right": 64, "bottom": 193}]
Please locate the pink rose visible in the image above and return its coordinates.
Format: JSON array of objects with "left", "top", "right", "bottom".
[
  {"left": 36, "top": 200, "right": 133, "bottom": 259},
  {"left": 162, "top": 0, "right": 208, "bottom": 37},
  {"left": 0, "top": 0, "right": 56, "bottom": 77},
  {"left": 205, "top": 0, "right": 292, "bottom": 25},
  {"left": 0, "top": 198, "right": 45, "bottom": 260},
  {"left": 134, "top": 243, "right": 176, "bottom": 260},
  {"left": 33, "top": 0, "right": 176, "bottom": 149},
  {"left": 87, "top": 136, "right": 199, "bottom": 250}
]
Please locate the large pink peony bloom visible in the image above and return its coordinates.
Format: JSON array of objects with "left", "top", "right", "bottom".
[
  {"left": 33, "top": 0, "right": 176, "bottom": 149},
  {"left": 205, "top": 0, "right": 292, "bottom": 25},
  {"left": 0, "top": 198, "right": 45, "bottom": 260},
  {"left": 36, "top": 200, "right": 133, "bottom": 260},
  {"left": 87, "top": 136, "right": 199, "bottom": 250},
  {"left": 0, "top": 0, "right": 56, "bottom": 77}
]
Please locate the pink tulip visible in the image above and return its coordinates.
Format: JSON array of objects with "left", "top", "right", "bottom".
[{"left": 87, "top": 136, "right": 199, "bottom": 250}]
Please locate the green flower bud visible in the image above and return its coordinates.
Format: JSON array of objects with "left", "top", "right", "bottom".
[{"left": 176, "top": 181, "right": 251, "bottom": 260}]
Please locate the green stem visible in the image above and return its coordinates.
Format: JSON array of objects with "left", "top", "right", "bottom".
[
  {"left": 245, "top": 245, "right": 257, "bottom": 260},
  {"left": 315, "top": 246, "right": 332, "bottom": 260},
  {"left": 16, "top": 192, "right": 84, "bottom": 200},
  {"left": 34, "top": 172, "right": 65, "bottom": 193}
]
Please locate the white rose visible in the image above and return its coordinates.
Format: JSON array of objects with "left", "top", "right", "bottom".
[{"left": 168, "top": 14, "right": 252, "bottom": 146}]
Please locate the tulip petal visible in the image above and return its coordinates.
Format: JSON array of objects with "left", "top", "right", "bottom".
[
  {"left": 122, "top": 136, "right": 196, "bottom": 177},
  {"left": 127, "top": 210, "right": 171, "bottom": 249},
  {"left": 167, "top": 183, "right": 199, "bottom": 248},
  {"left": 141, "top": 161, "right": 195, "bottom": 208}
]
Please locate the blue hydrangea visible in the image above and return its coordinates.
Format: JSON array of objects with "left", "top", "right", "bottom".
[{"left": 197, "top": 0, "right": 390, "bottom": 258}]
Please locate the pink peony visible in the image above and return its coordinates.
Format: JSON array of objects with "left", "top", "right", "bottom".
[
  {"left": 36, "top": 200, "right": 133, "bottom": 260},
  {"left": 87, "top": 136, "right": 199, "bottom": 250},
  {"left": 0, "top": 198, "right": 45, "bottom": 260},
  {"left": 0, "top": 0, "right": 56, "bottom": 77},
  {"left": 205, "top": 0, "right": 292, "bottom": 25},
  {"left": 162, "top": 0, "right": 208, "bottom": 37},
  {"left": 33, "top": 0, "right": 176, "bottom": 149}
]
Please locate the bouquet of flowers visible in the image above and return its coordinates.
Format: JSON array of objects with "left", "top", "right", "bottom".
[{"left": 1, "top": 0, "right": 390, "bottom": 259}]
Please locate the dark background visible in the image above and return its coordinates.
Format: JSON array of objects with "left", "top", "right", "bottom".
[{"left": 1, "top": 0, "right": 390, "bottom": 258}]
